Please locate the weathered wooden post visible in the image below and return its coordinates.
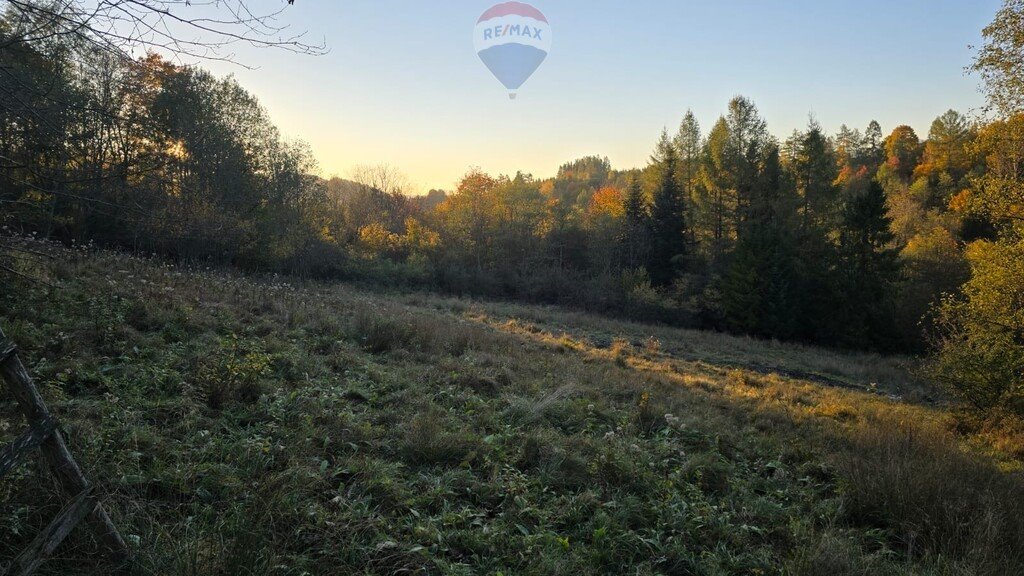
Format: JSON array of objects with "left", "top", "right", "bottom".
[{"left": 0, "top": 327, "right": 129, "bottom": 575}]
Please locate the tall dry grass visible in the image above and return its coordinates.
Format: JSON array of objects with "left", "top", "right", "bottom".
[{"left": 838, "top": 417, "right": 1024, "bottom": 575}]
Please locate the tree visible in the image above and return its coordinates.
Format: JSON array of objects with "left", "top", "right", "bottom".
[
  {"left": 972, "top": 0, "right": 1024, "bottom": 116},
  {"left": 929, "top": 1, "right": 1024, "bottom": 414},
  {"left": 966, "top": 114, "right": 1024, "bottom": 233},
  {"left": 647, "top": 130, "right": 688, "bottom": 285},
  {"left": 930, "top": 239, "right": 1024, "bottom": 413},
  {"left": 618, "top": 175, "right": 648, "bottom": 269},
  {"left": 675, "top": 110, "right": 703, "bottom": 244},
  {"left": 720, "top": 144, "right": 801, "bottom": 339},
  {"left": 492, "top": 172, "right": 547, "bottom": 275},
  {"left": 783, "top": 121, "right": 845, "bottom": 343},
  {"left": 835, "top": 124, "right": 863, "bottom": 171},
  {"left": 587, "top": 185, "right": 625, "bottom": 273},
  {"left": 551, "top": 155, "right": 611, "bottom": 206},
  {"left": 435, "top": 170, "right": 500, "bottom": 274},
  {"left": 861, "top": 120, "right": 885, "bottom": 168},
  {"left": 1, "top": 1, "right": 324, "bottom": 62},
  {"left": 915, "top": 110, "right": 975, "bottom": 193},
  {"left": 836, "top": 181, "right": 901, "bottom": 349},
  {"left": 791, "top": 120, "right": 838, "bottom": 232},
  {"left": 699, "top": 116, "right": 736, "bottom": 255},
  {"left": 881, "top": 125, "right": 922, "bottom": 184},
  {"left": 0, "top": 0, "right": 327, "bottom": 274},
  {"left": 725, "top": 96, "right": 770, "bottom": 229},
  {"left": 350, "top": 164, "right": 414, "bottom": 197},
  {"left": 897, "top": 225, "right": 970, "bottom": 349}
]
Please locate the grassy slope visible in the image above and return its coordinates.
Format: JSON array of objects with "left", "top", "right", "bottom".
[{"left": 1, "top": 242, "right": 1022, "bottom": 575}]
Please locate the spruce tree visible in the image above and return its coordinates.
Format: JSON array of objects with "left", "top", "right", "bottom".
[
  {"left": 837, "top": 180, "right": 900, "bottom": 349},
  {"left": 619, "top": 175, "right": 649, "bottom": 269},
  {"left": 793, "top": 121, "right": 839, "bottom": 232},
  {"left": 647, "top": 131, "right": 689, "bottom": 285},
  {"left": 721, "top": 144, "right": 801, "bottom": 338}
]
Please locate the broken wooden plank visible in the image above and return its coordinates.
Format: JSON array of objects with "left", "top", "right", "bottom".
[
  {"left": 0, "top": 416, "right": 55, "bottom": 479},
  {"left": 0, "top": 327, "right": 128, "bottom": 560},
  {"left": 9, "top": 485, "right": 98, "bottom": 576}
]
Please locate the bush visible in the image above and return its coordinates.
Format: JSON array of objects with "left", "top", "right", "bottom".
[
  {"left": 195, "top": 336, "right": 270, "bottom": 409},
  {"left": 926, "top": 240, "right": 1024, "bottom": 417}
]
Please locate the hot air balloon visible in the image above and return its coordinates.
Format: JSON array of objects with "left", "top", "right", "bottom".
[{"left": 473, "top": 2, "right": 551, "bottom": 99}]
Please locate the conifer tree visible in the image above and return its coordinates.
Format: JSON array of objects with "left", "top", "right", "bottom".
[
  {"left": 725, "top": 96, "right": 770, "bottom": 229},
  {"left": 619, "top": 175, "right": 649, "bottom": 269},
  {"left": 721, "top": 145, "right": 801, "bottom": 338},
  {"left": 676, "top": 110, "right": 703, "bottom": 245},
  {"left": 700, "top": 117, "right": 735, "bottom": 255},
  {"left": 793, "top": 121, "right": 839, "bottom": 232},
  {"left": 836, "top": 180, "right": 900, "bottom": 349},
  {"left": 647, "top": 131, "right": 689, "bottom": 285},
  {"left": 862, "top": 120, "right": 885, "bottom": 168}
]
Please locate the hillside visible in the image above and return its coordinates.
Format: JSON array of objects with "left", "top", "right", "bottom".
[{"left": 1, "top": 241, "right": 1022, "bottom": 575}]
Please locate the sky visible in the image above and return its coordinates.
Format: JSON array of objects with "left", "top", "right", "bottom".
[{"left": 200, "top": 0, "right": 1003, "bottom": 194}]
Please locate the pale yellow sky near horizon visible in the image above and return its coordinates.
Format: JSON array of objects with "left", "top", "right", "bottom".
[{"left": 202, "top": 0, "right": 996, "bottom": 194}]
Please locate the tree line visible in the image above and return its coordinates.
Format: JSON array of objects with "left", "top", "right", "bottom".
[{"left": 2, "top": 1, "right": 1022, "bottom": 418}]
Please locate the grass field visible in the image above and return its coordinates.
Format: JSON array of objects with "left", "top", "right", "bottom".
[{"left": 1, "top": 240, "right": 1022, "bottom": 575}]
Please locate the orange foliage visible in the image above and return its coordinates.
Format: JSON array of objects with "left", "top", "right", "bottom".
[
  {"left": 589, "top": 185, "right": 624, "bottom": 218},
  {"left": 835, "top": 164, "right": 868, "bottom": 187},
  {"left": 948, "top": 189, "right": 972, "bottom": 213}
]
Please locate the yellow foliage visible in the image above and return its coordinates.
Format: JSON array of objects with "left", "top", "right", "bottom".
[
  {"left": 403, "top": 218, "right": 440, "bottom": 255},
  {"left": 358, "top": 222, "right": 403, "bottom": 254},
  {"left": 948, "top": 189, "right": 972, "bottom": 213}
]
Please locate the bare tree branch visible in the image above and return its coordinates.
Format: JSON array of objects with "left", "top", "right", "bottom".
[{"left": 2, "top": 1, "right": 327, "bottom": 67}]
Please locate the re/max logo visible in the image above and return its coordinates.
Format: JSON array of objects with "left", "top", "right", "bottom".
[{"left": 482, "top": 24, "right": 544, "bottom": 41}]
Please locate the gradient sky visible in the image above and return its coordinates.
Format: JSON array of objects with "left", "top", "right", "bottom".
[{"left": 201, "top": 0, "right": 1002, "bottom": 194}]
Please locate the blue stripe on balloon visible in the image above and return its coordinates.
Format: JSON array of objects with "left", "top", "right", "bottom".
[{"left": 477, "top": 43, "right": 548, "bottom": 91}]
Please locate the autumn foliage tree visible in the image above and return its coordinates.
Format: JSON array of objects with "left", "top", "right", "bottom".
[{"left": 927, "top": 0, "right": 1024, "bottom": 417}]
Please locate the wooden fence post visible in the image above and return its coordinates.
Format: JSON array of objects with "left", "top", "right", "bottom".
[{"left": 0, "top": 327, "right": 129, "bottom": 575}]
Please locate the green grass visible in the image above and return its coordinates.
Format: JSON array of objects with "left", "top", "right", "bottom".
[{"left": 1, "top": 241, "right": 1022, "bottom": 575}]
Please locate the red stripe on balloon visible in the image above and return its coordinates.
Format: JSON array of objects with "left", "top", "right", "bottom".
[{"left": 477, "top": 2, "right": 548, "bottom": 24}]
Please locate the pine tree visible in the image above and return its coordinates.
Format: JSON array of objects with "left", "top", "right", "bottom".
[
  {"left": 619, "top": 175, "right": 649, "bottom": 269},
  {"left": 721, "top": 144, "right": 801, "bottom": 338},
  {"left": 725, "top": 96, "right": 769, "bottom": 230},
  {"left": 793, "top": 120, "right": 839, "bottom": 232},
  {"left": 836, "top": 180, "right": 900, "bottom": 349},
  {"left": 647, "top": 130, "right": 689, "bottom": 285},
  {"left": 675, "top": 110, "right": 703, "bottom": 245}
]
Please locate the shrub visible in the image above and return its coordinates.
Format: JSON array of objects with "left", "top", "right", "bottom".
[
  {"left": 195, "top": 336, "right": 270, "bottom": 409},
  {"left": 926, "top": 240, "right": 1024, "bottom": 417},
  {"left": 680, "top": 452, "right": 732, "bottom": 495},
  {"left": 349, "top": 305, "right": 494, "bottom": 356}
]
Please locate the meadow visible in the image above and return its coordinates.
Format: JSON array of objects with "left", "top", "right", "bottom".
[{"left": 1, "top": 240, "right": 1022, "bottom": 575}]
